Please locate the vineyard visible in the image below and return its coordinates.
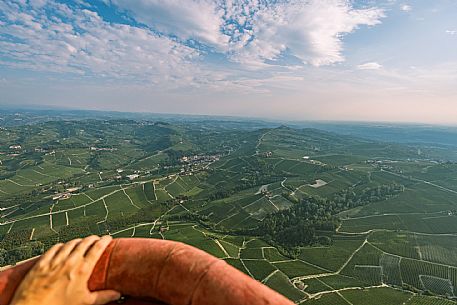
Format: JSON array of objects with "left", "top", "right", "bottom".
[{"left": 1, "top": 118, "right": 457, "bottom": 304}]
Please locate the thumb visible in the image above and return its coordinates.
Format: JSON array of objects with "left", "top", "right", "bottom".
[{"left": 89, "top": 290, "right": 122, "bottom": 305}]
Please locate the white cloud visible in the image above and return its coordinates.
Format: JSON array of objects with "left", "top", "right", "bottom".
[
  {"left": 357, "top": 62, "right": 383, "bottom": 70},
  {"left": 110, "top": 0, "right": 384, "bottom": 67},
  {"left": 109, "top": 0, "right": 230, "bottom": 50},
  {"left": 28, "top": 0, "right": 48, "bottom": 9},
  {"left": 400, "top": 4, "right": 412, "bottom": 12},
  {"left": 236, "top": 0, "right": 384, "bottom": 67},
  {"left": 446, "top": 30, "right": 456, "bottom": 36},
  {"left": 0, "top": 1, "right": 200, "bottom": 85},
  {"left": 0, "top": 0, "right": 385, "bottom": 91}
]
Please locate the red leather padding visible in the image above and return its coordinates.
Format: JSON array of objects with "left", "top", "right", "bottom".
[{"left": 0, "top": 238, "right": 294, "bottom": 305}]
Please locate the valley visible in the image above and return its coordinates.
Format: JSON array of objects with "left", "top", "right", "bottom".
[{"left": 1, "top": 114, "right": 457, "bottom": 304}]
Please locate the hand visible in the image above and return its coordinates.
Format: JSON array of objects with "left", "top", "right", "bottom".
[{"left": 10, "top": 235, "right": 121, "bottom": 305}]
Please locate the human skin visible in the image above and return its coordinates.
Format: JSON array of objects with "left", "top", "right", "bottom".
[
  {"left": 1, "top": 237, "right": 295, "bottom": 305},
  {"left": 9, "top": 235, "right": 121, "bottom": 305}
]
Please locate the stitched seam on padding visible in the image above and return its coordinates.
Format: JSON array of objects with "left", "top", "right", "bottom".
[
  {"left": 105, "top": 239, "right": 120, "bottom": 289},
  {"left": 188, "top": 259, "right": 222, "bottom": 305},
  {"left": 154, "top": 242, "right": 180, "bottom": 300}
]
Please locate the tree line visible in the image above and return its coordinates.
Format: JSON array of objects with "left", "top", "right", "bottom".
[{"left": 235, "top": 183, "right": 405, "bottom": 249}]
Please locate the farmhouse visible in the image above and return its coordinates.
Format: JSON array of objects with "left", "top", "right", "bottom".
[
  {"left": 265, "top": 151, "right": 273, "bottom": 157},
  {"left": 127, "top": 174, "right": 140, "bottom": 180},
  {"left": 53, "top": 192, "right": 71, "bottom": 201},
  {"left": 66, "top": 187, "right": 81, "bottom": 193},
  {"left": 159, "top": 226, "right": 169, "bottom": 233}
]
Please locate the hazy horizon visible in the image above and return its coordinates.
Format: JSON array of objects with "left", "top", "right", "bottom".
[
  {"left": 4, "top": 103, "right": 457, "bottom": 128},
  {"left": 1, "top": 0, "right": 456, "bottom": 124}
]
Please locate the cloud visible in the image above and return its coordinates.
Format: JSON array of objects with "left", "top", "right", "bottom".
[
  {"left": 110, "top": 0, "right": 385, "bottom": 67},
  {"left": 446, "top": 30, "right": 456, "bottom": 36},
  {"left": 108, "top": 0, "right": 230, "bottom": 50},
  {"left": 400, "top": 4, "right": 412, "bottom": 12},
  {"left": 357, "top": 62, "right": 383, "bottom": 70},
  {"left": 0, "top": 1, "right": 200, "bottom": 84},
  {"left": 251, "top": 0, "right": 384, "bottom": 67},
  {"left": 0, "top": 0, "right": 385, "bottom": 92}
]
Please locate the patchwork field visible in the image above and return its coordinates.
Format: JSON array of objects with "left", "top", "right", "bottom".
[{"left": 1, "top": 118, "right": 457, "bottom": 303}]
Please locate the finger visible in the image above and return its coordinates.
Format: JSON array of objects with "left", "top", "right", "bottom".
[
  {"left": 84, "top": 235, "right": 112, "bottom": 270},
  {"left": 68, "top": 235, "right": 100, "bottom": 261},
  {"left": 37, "top": 242, "right": 64, "bottom": 267},
  {"left": 88, "top": 290, "right": 121, "bottom": 305},
  {"left": 50, "top": 238, "right": 82, "bottom": 268}
]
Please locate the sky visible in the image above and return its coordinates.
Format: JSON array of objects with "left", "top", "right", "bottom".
[{"left": 0, "top": 0, "right": 456, "bottom": 124}]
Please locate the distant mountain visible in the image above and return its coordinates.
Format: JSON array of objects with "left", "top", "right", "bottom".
[{"left": 291, "top": 122, "right": 457, "bottom": 147}]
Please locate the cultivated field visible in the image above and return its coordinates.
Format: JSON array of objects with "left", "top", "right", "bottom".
[{"left": 1, "top": 117, "right": 457, "bottom": 304}]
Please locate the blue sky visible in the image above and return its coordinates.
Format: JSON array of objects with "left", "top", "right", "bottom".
[{"left": 0, "top": 0, "right": 456, "bottom": 123}]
